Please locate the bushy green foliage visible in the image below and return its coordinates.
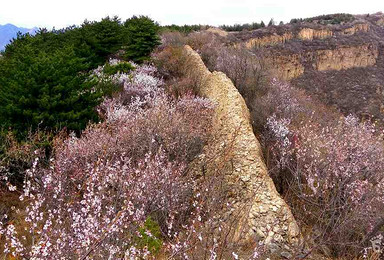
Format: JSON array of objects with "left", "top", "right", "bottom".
[
  {"left": 134, "top": 217, "right": 163, "bottom": 255},
  {"left": 220, "top": 21, "right": 265, "bottom": 31},
  {"left": 123, "top": 16, "right": 161, "bottom": 62},
  {"left": 0, "top": 43, "right": 101, "bottom": 137},
  {"left": 103, "top": 62, "right": 135, "bottom": 75},
  {"left": 290, "top": 13, "right": 355, "bottom": 25},
  {"left": 160, "top": 24, "right": 207, "bottom": 34},
  {"left": 0, "top": 15, "right": 160, "bottom": 139}
]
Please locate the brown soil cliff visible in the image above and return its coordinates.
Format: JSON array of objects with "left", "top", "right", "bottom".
[{"left": 232, "top": 14, "right": 384, "bottom": 81}]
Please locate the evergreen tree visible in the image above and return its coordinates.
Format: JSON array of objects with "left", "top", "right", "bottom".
[
  {"left": 260, "top": 21, "right": 266, "bottom": 28},
  {"left": 0, "top": 44, "right": 101, "bottom": 138},
  {"left": 123, "top": 16, "right": 161, "bottom": 63},
  {"left": 79, "top": 16, "right": 124, "bottom": 65},
  {"left": 0, "top": 15, "right": 162, "bottom": 138},
  {"left": 268, "top": 18, "right": 275, "bottom": 26}
]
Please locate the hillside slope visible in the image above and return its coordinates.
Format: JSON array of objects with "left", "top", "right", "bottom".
[{"left": 232, "top": 12, "right": 384, "bottom": 121}]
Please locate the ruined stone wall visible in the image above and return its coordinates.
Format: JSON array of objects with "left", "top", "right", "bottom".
[{"left": 183, "top": 45, "right": 300, "bottom": 249}]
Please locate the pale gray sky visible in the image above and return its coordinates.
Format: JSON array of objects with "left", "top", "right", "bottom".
[{"left": 1, "top": 0, "right": 383, "bottom": 29}]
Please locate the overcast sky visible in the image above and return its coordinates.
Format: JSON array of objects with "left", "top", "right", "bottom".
[{"left": 1, "top": 0, "right": 384, "bottom": 29}]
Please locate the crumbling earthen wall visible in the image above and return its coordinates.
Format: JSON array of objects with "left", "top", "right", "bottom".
[{"left": 183, "top": 45, "right": 300, "bottom": 249}]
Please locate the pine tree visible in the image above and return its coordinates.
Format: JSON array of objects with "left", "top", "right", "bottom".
[
  {"left": 0, "top": 44, "right": 101, "bottom": 138},
  {"left": 123, "top": 16, "right": 161, "bottom": 63},
  {"left": 0, "top": 15, "right": 163, "bottom": 138}
]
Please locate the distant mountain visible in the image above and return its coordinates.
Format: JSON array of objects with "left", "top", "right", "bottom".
[{"left": 0, "top": 23, "right": 38, "bottom": 51}]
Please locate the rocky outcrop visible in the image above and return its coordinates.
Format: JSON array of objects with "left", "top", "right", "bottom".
[
  {"left": 297, "top": 23, "right": 369, "bottom": 40},
  {"left": 314, "top": 44, "right": 378, "bottom": 71},
  {"left": 244, "top": 32, "right": 293, "bottom": 48},
  {"left": 238, "top": 22, "right": 371, "bottom": 49},
  {"left": 298, "top": 28, "right": 333, "bottom": 40},
  {"left": 341, "top": 22, "right": 370, "bottom": 35},
  {"left": 266, "top": 44, "right": 379, "bottom": 80},
  {"left": 183, "top": 45, "right": 300, "bottom": 249}
]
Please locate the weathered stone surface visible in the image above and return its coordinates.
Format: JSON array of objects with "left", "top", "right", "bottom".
[{"left": 183, "top": 45, "right": 300, "bottom": 247}]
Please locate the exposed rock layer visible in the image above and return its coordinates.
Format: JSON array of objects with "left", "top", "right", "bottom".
[
  {"left": 266, "top": 43, "right": 379, "bottom": 80},
  {"left": 314, "top": 43, "right": 378, "bottom": 71},
  {"left": 241, "top": 22, "right": 371, "bottom": 48},
  {"left": 183, "top": 45, "right": 300, "bottom": 247},
  {"left": 341, "top": 22, "right": 370, "bottom": 35},
  {"left": 234, "top": 21, "right": 379, "bottom": 80},
  {"left": 269, "top": 54, "right": 305, "bottom": 80},
  {"left": 298, "top": 28, "right": 333, "bottom": 40},
  {"left": 245, "top": 33, "right": 293, "bottom": 48}
]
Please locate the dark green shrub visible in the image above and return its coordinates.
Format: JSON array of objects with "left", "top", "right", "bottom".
[
  {"left": 220, "top": 21, "right": 264, "bottom": 31},
  {"left": 0, "top": 15, "right": 162, "bottom": 139},
  {"left": 103, "top": 62, "right": 135, "bottom": 75},
  {"left": 160, "top": 24, "right": 206, "bottom": 34},
  {"left": 0, "top": 44, "right": 101, "bottom": 138},
  {"left": 134, "top": 217, "right": 163, "bottom": 255},
  {"left": 123, "top": 16, "right": 161, "bottom": 63}
]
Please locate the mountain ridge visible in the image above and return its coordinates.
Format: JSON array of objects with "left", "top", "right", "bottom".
[{"left": 0, "top": 23, "right": 38, "bottom": 50}]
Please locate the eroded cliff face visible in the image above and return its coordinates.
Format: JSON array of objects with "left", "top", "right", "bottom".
[
  {"left": 183, "top": 45, "right": 300, "bottom": 250},
  {"left": 314, "top": 44, "right": 378, "bottom": 71},
  {"left": 244, "top": 32, "right": 293, "bottom": 48},
  {"left": 298, "top": 27, "right": 333, "bottom": 40},
  {"left": 268, "top": 43, "right": 379, "bottom": 80},
  {"left": 231, "top": 19, "right": 381, "bottom": 81},
  {"left": 240, "top": 22, "right": 371, "bottom": 48},
  {"left": 341, "top": 22, "right": 370, "bottom": 35},
  {"left": 269, "top": 54, "right": 305, "bottom": 80},
  {"left": 296, "top": 23, "right": 370, "bottom": 41}
]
